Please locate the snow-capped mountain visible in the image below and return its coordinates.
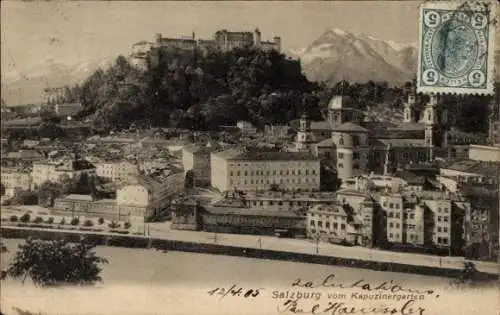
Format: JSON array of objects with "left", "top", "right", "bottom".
[
  {"left": 287, "top": 28, "right": 418, "bottom": 85},
  {"left": 1, "top": 57, "right": 115, "bottom": 106}
]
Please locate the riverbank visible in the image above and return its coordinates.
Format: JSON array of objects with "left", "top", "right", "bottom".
[{"left": 1, "top": 226, "right": 497, "bottom": 280}]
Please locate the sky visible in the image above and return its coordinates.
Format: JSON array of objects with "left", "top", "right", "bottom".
[{"left": 1, "top": 1, "right": 423, "bottom": 82}]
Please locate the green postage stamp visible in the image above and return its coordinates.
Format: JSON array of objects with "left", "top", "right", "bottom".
[{"left": 417, "top": 1, "right": 497, "bottom": 95}]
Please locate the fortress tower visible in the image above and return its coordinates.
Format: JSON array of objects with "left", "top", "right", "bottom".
[{"left": 254, "top": 28, "right": 261, "bottom": 47}]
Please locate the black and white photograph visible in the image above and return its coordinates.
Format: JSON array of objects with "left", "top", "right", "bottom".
[{"left": 1, "top": 1, "right": 499, "bottom": 315}]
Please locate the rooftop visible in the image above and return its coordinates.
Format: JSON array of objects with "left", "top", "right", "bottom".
[
  {"left": 373, "top": 138, "right": 427, "bottom": 148},
  {"left": 214, "top": 149, "right": 317, "bottom": 161},
  {"left": 331, "top": 122, "right": 369, "bottom": 133},
  {"left": 310, "top": 121, "right": 332, "bottom": 130},
  {"left": 183, "top": 143, "right": 211, "bottom": 154},
  {"left": 394, "top": 171, "right": 426, "bottom": 185},
  {"left": 64, "top": 194, "right": 94, "bottom": 202},
  {"left": 315, "top": 138, "right": 335, "bottom": 147},
  {"left": 393, "top": 122, "right": 426, "bottom": 131},
  {"left": 443, "top": 159, "right": 500, "bottom": 176},
  {"left": 56, "top": 159, "right": 96, "bottom": 171},
  {"left": 309, "top": 204, "right": 347, "bottom": 216},
  {"left": 204, "top": 205, "right": 303, "bottom": 218}
]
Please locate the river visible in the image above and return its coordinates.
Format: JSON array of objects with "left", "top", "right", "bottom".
[{"left": 1, "top": 239, "right": 497, "bottom": 315}]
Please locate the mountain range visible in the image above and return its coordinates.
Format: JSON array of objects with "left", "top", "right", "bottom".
[
  {"left": 287, "top": 28, "right": 418, "bottom": 85},
  {"left": 1, "top": 57, "right": 115, "bottom": 106},
  {"left": 289, "top": 27, "right": 500, "bottom": 86}
]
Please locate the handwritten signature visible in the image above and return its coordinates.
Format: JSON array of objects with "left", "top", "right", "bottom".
[
  {"left": 291, "top": 274, "right": 435, "bottom": 295},
  {"left": 207, "top": 285, "right": 263, "bottom": 300},
  {"left": 278, "top": 299, "right": 425, "bottom": 315}
]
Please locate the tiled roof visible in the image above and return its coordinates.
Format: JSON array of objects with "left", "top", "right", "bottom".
[
  {"left": 310, "top": 121, "right": 332, "bottom": 130},
  {"left": 443, "top": 159, "right": 500, "bottom": 176},
  {"left": 309, "top": 204, "right": 347, "bottom": 216},
  {"left": 393, "top": 122, "right": 426, "bottom": 131},
  {"left": 315, "top": 138, "right": 335, "bottom": 147},
  {"left": 65, "top": 194, "right": 93, "bottom": 201},
  {"left": 374, "top": 138, "right": 427, "bottom": 148},
  {"left": 56, "top": 160, "right": 96, "bottom": 171},
  {"left": 183, "top": 143, "right": 211, "bottom": 154},
  {"left": 336, "top": 188, "right": 370, "bottom": 198},
  {"left": 214, "top": 149, "right": 317, "bottom": 161},
  {"left": 395, "top": 171, "right": 425, "bottom": 185},
  {"left": 204, "top": 205, "right": 302, "bottom": 218},
  {"left": 330, "top": 122, "right": 368, "bottom": 133}
]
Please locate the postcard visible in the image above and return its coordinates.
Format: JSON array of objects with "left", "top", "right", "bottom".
[{"left": 1, "top": 1, "right": 499, "bottom": 315}]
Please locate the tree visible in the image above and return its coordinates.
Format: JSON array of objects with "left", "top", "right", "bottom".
[
  {"left": 320, "top": 163, "right": 342, "bottom": 191},
  {"left": 13, "top": 191, "right": 38, "bottom": 205},
  {"left": 184, "top": 170, "right": 195, "bottom": 189},
  {"left": 5, "top": 238, "right": 108, "bottom": 286}
]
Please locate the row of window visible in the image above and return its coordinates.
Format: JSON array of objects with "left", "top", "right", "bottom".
[
  {"left": 408, "top": 234, "right": 420, "bottom": 241},
  {"left": 437, "top": 237, "right": 449, "bottom": 244},
  {"left": 388, "top": 222, "right": 401, "bottom": 229},
  {"left": 310, "top": 220, "right": 346, "bottom": 230},
  {"left": 405, "top": 213, "right": 416, "bottom": 220},
  {"left": 437, "top": 215, "right": 449, "bottom": 223},
  {"left": 383, "top": 202, "right": 401, "bottom": 209},
  {"left": 229, "top": 178, "right": 317, "bottom": 185},
  {"left": 388, "top": 233, "right": 400, "bottom": 239},
  {"left": 437, "top": 227, "right": 449, "bottom": 233},
  {"left": 388, "top": 212, "right": 401, "bottom": 218},
  {"left": 437, "top": 207, "right": 449, "bottom": 213},
  {"left": 230, "top": 169, "right": 316, "bottom": 176}
]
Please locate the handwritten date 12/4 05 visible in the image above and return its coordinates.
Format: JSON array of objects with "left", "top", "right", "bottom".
[{"left": 208, "top": 285, "right": 263, "bottom": 299}]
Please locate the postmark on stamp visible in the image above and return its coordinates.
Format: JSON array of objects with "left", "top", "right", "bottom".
[{"left": 417, "top": 1, "right": 497, "bottom": 95}]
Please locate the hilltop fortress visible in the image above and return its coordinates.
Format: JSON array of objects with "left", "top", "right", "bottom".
[{"left": 130, "top": 28, "right": 281, "bottom": 70}]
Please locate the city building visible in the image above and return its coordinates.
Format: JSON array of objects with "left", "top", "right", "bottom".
[
  {"left": 1, "top": 168, "right": 32, "bottom": 197},
  {"left": 307, "top": 204, "right": 348, "bottom": 242},
  {"left": 300, "top": 91, "right": 456, "bottom": 180},
  {"left": 200, "top": 203, "right": 305, "bottom": 237},
  {"left": 182, "top": 144, "right": 211, "bottom": 186},
  {"left": 53, "top": 172, "right": 185, "bottom": 222},
  {"left": 236, "top": 121, "right": 258, "bottom": 136},
  {"left": 377, "top": 192, "right": 405, "bottom": 244},
  {"left": 31, "top": 159, "right": 96, "bottom": 188},
  {"left": 403, "top": 204, "right": 426, "bottom": 246},
  {"left": 54, "top": 103, "right": 83, "bottom": 119},
  {"left": 211, "top": 149, "right": 320, "bottom": 192},
  {"left": 264, "top": 124, "right": 290, "bottom": 142},
  {"left": 171, "top": 198, "right": 200, "bottom": 231},
  {"left": 468, "top": 144, "right": 500, "bottom": 162},
  {"left": 1, "top": 105, "right": 16, "bottom": 121},
  {"left": 439, "top": 159, "right": 499, "bottom": 185},
  {"left": 461, "top": 183, "right": 499, "bottom": 261},
  {"left": 95, "top": 160, "right": 139, "bottom": 183},
  {"left": 220, "top": 189, "right": 336, "bottom": 213}
]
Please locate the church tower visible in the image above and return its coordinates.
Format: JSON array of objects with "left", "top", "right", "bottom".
[
  {"left": 403, "top": 87, "right": 417, "bottom": 123},
  {"left": 424, "top": 94, "right": 438, "bottom": 160},
  {"left": 295, "top": 112, "right": 315, "bottom": 152}
]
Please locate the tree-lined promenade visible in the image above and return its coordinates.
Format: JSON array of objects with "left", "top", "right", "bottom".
[{"left": 1, "top": 225, "right": 497, "bottom": 277}]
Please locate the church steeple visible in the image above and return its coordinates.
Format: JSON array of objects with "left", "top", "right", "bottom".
[
  {"left": 425, "top": 94, "right": 438, "bottom": 161},
  {"left": 295, "top": 111, "right": 315, "bottom": 152},
  {"left": 404, "top": 84, "right": 417, "bottom": 123}
]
